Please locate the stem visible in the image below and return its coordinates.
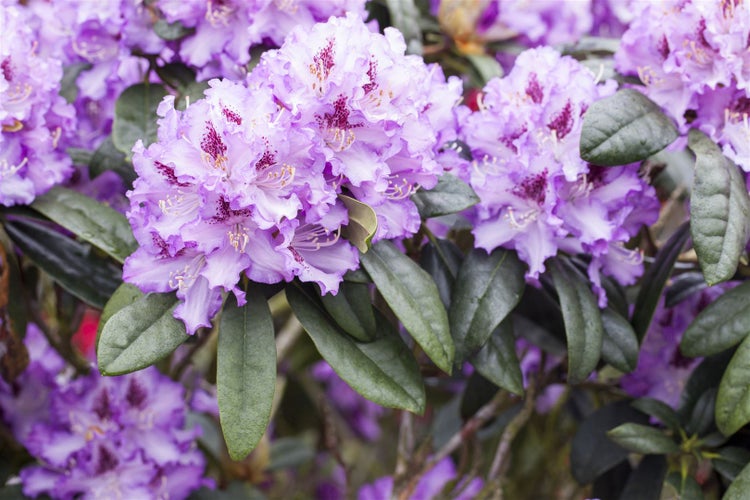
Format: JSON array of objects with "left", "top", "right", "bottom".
[
  {"left": 395, "top": 411, "right": 415, "bottom": 477},
  {"left": 275, "top": 314, "right": 303, "bottom": 362}
]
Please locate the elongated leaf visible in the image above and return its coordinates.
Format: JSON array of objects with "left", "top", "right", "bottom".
[
  {"left": 689, "top": 129, "right": 750, "bottom": 285},
  {"left": 112, "top": 83, "right": 168, "bottom": 156},
  {"left": 471, "top": 319, "right": 523, "bottom": 395},
  {"left": 664, "top": 472, "right": 703, "bottom": 500},
  {"left": 89, "top": 136, "right": 135, "bottom": 185},
  {"left": 607, "top": 423, "right": 679, "bottom": 454},
  {"left": 679, "top": 350, "right": 734, "bottom": 422},
  {"left": 681, "top": 281, "right": 750, "bottom": 357},
  {"left": 466, "top": 53, "right": 503, "bottom": 85},
  {"left": 449, "top": 248, "right": 525, "bottom": 362},
  {"left": 713, "top": 447, "right": 750, "bottom": 482},
  {"left": 601, "top": 308, "right": 639, "bottom": 373},
  {"left": 321, "top": 282, "right": 376, "bottom": 342},
  {"left": 580, "top": 88, "right": 678, "bottom": 166},
  {"left": 716, "top": 334, "right": 750, "bottom": 436},
  {"left": 360, "top": 240, "right": 453, "bottom": 373},
  {"left": 97, "top": 292, "right": 188, "bottom": 375},
  {"left": 631, "top": 398, "right": 681, "bottom": 431},
  {"left": 724, "top": 461, "right": 750, "bottom": 500},
  {"left": 339, "top": 195, "right": 378, "bottom": 253},
  {"left": 31, "top": 187, "right": 136, "bottom": 263},
  {"left": 420, "top": 238, "right": 462, "bottom": 309},
  {"left": 685, "top": 388, "right": 716, "bottom": 436},
  {"left": 4, "top": 218, "right": 120, "bottom": 309},
  {"left": 632, "top": 223, "right": 690, "bottom": 341},
  {"left": 384, "top": 0, "right": 422, "bottom": 54},
  {"left": 550, "top": 258, "right": 603, "bottom": 383},
  {"left": 619, "top": 455, "right": 668, "bottom": 500},
  {"left": 218, "top": 287, "right": 276, "bottom": 460},
  {"left": 570, "top": 401, "right": 648, "bottom": 484},
  {"left": 411, "top": 173, "right": 480, "bottom": 219},
  {"left": 96, "top": 283, "right": 144, "bottom": 341},
  {"left": 287, "top": 285, "right": 425, "bottom": 413},
  {"left": 665, "top": 272, "right": 708, "bottom": 308}
]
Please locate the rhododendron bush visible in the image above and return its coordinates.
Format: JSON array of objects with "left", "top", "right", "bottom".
[{"left": 2, "top": 0, "right": 750, "bottom": 498}]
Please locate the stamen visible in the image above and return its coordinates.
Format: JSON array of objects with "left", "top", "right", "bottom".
[
  {"left": 384, "top": 176, "right": 417, "bottom": 200},
  {"left": 227, "top": 223, "right": 249, "bottom": 252},
  {"left": 158, "top": 191, "right": 201, "bottom": 217},
  {"left": 0, "top": 157, "right": 28, "bottom": 179},
  {"left": 293, "top": 224, "right": 341, "bottom": 251}
]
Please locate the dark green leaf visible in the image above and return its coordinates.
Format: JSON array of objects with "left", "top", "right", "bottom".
[
  {"left": 679, "top": 350, "right": 735, "bottom": 422},
  {"left": 154, "top": 19, "right": 194, "bottom": 41},
  {"left": 97, "top": 292, "right": 188, "bottom": 375},
  {"left": 96, "top": 283, "right": 144, "bottom": 342},
  {"left": 411, "top": 173, "right": 480, "bottom": 219},
  {"left": 713, "top": 446, "right": 750, "bottom": 482},
  {"left": 716, "top": 334, "right": 750, "bottom": 435},
  {"left": 66, "top": 147, "right": 93, "bottom": 166},
  {"left": 618, "top": 455, "right": 668, "bottom": 500},
  {"left": 460, "top": 371, "right": 502, "bottom": 420},
  {"left": 60, "top": 62, "right": 91, "bottom": 103},
  {"left": 631, "top": 398, "right": 681, "bottom": 431},
  {"left": 471, "top": 319, "right": 523, "bottom": 395},
  {"left": 321, "top": 281, "right": 376, "bottom": 342},
  {"left": 550, "top": 258, "right": 603, "bottom": 383},
  {"left": 665, "top": 272, "right": 708, "bottom": 308},
  {"left": 218, "top": 287, "right": 276, "bottom": 460},
  {"left": 607, "top": 423, "right": 679, "bottom": 454},
  {"left": 419, "top": 238, "right": 463, "bottom": 309},
  {"left": 466, "top": 53, "right": 503, "bottom": 85},
  {"left": 449, "top": 248, "right": 525, "bottom": 362},
  {"left": 31, "top": 187, "right": 137, "bottom": 263},
  {"left": 632, "top": 223, "right": 690, "bottom": 341},
  {"left": 664, "top": 472, "right": 703, "bottom": 500},
  {"left": 175, "top": 81, "right": 210, "bottom": 111},
  {"left": 4, "top": 218, "right": 120, "bottom": 309},
  {"left": 685, "top": 387, "right": 716, "bottom": 436},
  {"left": 0, "top": 227, "right": 27, "bottom": 337},
  {"left": 360, "top": 240, "right": 453, "bottom": 373},
  {"left": 601, "top": 307, "right": 639, "bottom": 373},
  {"left": 287, "top": 284, "right": 425, "bottom": 413},
  {"left": 580, "top": 88, "right": 678, "bottom": 166},
  {"left": 343, "top": 268, "right": 371, "bottom": 284},
  {"left": 339, "top": 195, "right": 378, "bottom": 253},
  {"left": 570, "top": 401, "right": 648, "bottom": 484},
  {"left": 724, "top": 461, "right": 750, "bottom": 500},
  {"left": 155, "top": 63, "right": 196, "bottom": 91},
  {"left": 112, "top": 83, "right": 169, "bottom": 156},
  {"left": 689, "top": 129, "right": 750, "bottom": 285},
  {"left": 89, "top": 136, "right": 135, "bottom": 185},
  {"left": 268, "top": 437, "right": 316, "bottom": 471}
]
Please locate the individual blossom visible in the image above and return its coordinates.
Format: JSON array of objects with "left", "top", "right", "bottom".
[
  {"left": 124, "top": 78, "right": 358, "bottom": 334},
  {"left": 358, "top": 456, "right": 483, "bottom": 500},
  {"left": 0, "top": 4, "right": 76, "bottom": 206},
  {"left": 620, "top": 283, "right": 736, "bottom": 408},
  {"left": 253, "top": 13, "right": 464, "bottom": 240},
  {"left": 311, "top": 361, "right": 386, "bottom": 441},
  {"left": 456, "top": 47, "right": 658, "bottom": 302},
  {"left": 615, "top": 0, "right": 750, "bottom": 171}
]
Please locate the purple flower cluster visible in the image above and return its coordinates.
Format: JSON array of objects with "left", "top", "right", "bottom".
[
  {"left": 0, "top": 325, "right": 209, "bottom": 500},
  {"left": 311, "top": 361, "right": 385, "bottom": 441},
  {"left": 0, "top": 4, "right": 75, "bottom": 206},
  {"left": 455, "top": 47, "right": 658, "bottom": 302},
  {"left": 124, "top": 14, "right": 463, "bottom": 333},
  {"left": 616, "top": 0, "right": 750, "bottom": 170},
  {"left": 155, "top": 0, "right": 369, "bottom": 80},
  {"left": 620, "top": 284, "right": 735, "bottom": 408}
]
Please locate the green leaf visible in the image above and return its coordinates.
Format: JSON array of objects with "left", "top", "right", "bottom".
[
  {"left": 154, "top": 19, "right": 194, "bottom": 41},
  {"left": 339, "top": 195, "right": 378, "bottom": 253},
  {"left": 550, "top": 258, "right": 603, "bottom": 384},
  {"left": 689, "top": 129, "right": 750, "bottom": 285},
  {"left": 89, "top": 136, "right": 135, "bottom": 185},
  {"left": 67, "top": 147, "right": 93, "bottom": 166},
  {"left": 449, "top": 248, "right": 525, "bottom": 362},
  {"left": 665, "top": 472, "right": 704, "bottom": 500},
  {"left": 716, "top": 334, "right": 750, "bottom": 436},
  {"left": 607, "top": 423, "right": 680, "bottom": 454},
  {"left": 97, "top": 292, "right": 188, "bottom": 375},
  {"left": 466, "top": 53, "right": 503, "bottom": 86},
  {"left": 360, "top": 240, "right": 453, "bottom": 373},
  {"left": 112, "top": 83, "right": 169, "bottom": 156},
  {"left": 601, "top": 307, "right": 639, "bottom": 373},
  {"left": 631, "top": 398, "right": 681, "bottom": 432},
  {"left": 31, "top": 186, "right": 137, "bottom": 263},
  {"left": 679, "top": 350, "right": 735, "bottom": 422},
  {"left": 0, "top": 227, "right": 27, "bottom": 338},
  {"left": 60, "top": 62, "right": 91, "bottom": 103},
  {"left": 471, "top": 319, "right": 524, "bottom": 395},
  {"left": 618, "top": 455, "right": 668, "bottom": 500},
  {"left": 723, "top": 461, "right": 750, "bottom": 500},
  {"left": 665, "top": 272, "right": 708, "bottom": 308},
  {"left": 96, "top": 283, "right": 144, "bottom": 343},
  {"left": 570, "top": 401, "right": 648, "bottom": 484},
  {"left": 580, "top": 88, "right": 678, "bottom": 166},
  {"left": 4, "top": 218, "right": 121, "bottom": 309},
  {"left": 218, "top": 287, "right": 276, "bottom": 460},
  {"left": 175, "top": 81, "right": 210, "bottom": 111},
  {"left": 685, "top": 388, "right": 716, "bottom": 436},
  {"left": 287, "top": 284, "right": 425, "bottom": 413},
  {"left": 268, "top": 438, "right": 316, "bottom": 471},
  {"left": 632, "top": 223, "right": 690, "bottom": 341},
  {"left": 411, "top": 173, "right": 480, "bottom": 219},
  {"left": 155, "top": 63, "right": 196, "bottom": 91},
  {"left": 713, "top": 447, "right": 750, "bottom": 482},
  {"left": 384, "top": 0, "right": 422, "bottom": 54},
  {"left": 321, "top": 281, "right": 377, "bottom": 342},
  {"left": 419, "top": 238, "right": 462, "bottom": 309},
  {"left": 681, "top": 282, "right": 750, "bottom": 357}
]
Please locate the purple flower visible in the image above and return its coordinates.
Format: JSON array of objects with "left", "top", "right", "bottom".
[
  {"left": 456, "top": 47, "right": 658, "bottom": 302},
  {"left": 358, "top": 456, "right": 483, "bottom": 500},
  {"left": 311, "top": 361, "right": 385, "bottom": 441},
  {"left": 0, "top": 4, "right": 76, "bottom": 206}
]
